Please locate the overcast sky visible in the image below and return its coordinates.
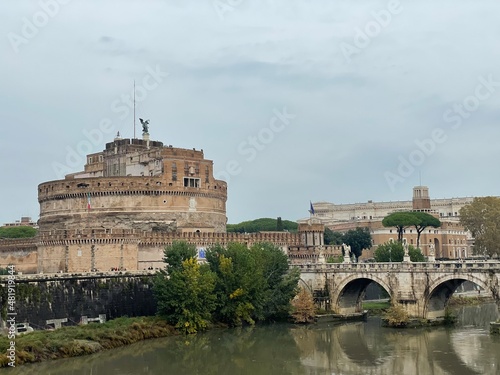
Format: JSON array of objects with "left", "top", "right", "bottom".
[{"left": 1, "top": 0, "right": 500, "bottom": 226}]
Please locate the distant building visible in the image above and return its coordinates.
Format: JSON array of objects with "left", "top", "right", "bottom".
[
  {"left": 302, "top": 186, "right": 479, "bottom": 260},
  {"left": 2, "top": 217, "right": 37, "bottom": 228},
  {"left": 309, "top": 187, "right": 478, "bottom": 224}
]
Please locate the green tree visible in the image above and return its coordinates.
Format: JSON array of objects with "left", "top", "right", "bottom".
[
  {"left": 226, "top": 218, "right": 298, "bottom": 233},
  {"left": 460, "top": 197, "right": 500, "bottom": 257},
  {"left": 342, "top": 227, "right": 372, "bottom": 260},
  {"left": 0, "top": 226, "right": 37, "bottom": 239},
  {"left": 206, "top": 242, "right": 260, "bottom": 325},
  {"left": 382, "top": 212, "right": 420, "bottom": 242},
  {"left": 162, "top": 241, "right": 197, "bottom": 273},
  {"left": 250, "top": 242, "right": 300, "bottom": 321},
  {"left": 411, "top": 212, "right": 441, "bottom": 249},
  {"left": 154, "top": 254, "right": 216, "bottom": 334},
  {"left": 276, "top": 217, "right": 284, "bottom": 231},
  {"left": 206, "top": 242, "right": 299, "bottom": 325},
  {"left": 324, "top": 228, "right": 343, "bottom": 245},
  {"left": 408, "top": 246, "right": 426, "bottom": 262},
  {"left": 374, "top": 242, "right": 403, "bottom": 262},
  {"left": 374, "top": 242, "right": 425, "bottom": 262}
]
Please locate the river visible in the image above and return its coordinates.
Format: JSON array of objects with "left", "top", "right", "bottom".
[{"left": 5, "top": 303, "right": 500, "bottom": 375}]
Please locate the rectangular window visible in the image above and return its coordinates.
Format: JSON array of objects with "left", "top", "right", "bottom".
[
  {"left": 184, "top": 177, "right": 200, "bottom": 188},
  {"left": 172, "top": 172, "right": 177, "bottom": 181}
]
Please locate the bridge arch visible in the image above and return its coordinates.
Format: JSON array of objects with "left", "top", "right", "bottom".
[
  {"left": 425, "top": 274, "right": 490, "bottom": 319},
  {"left": 298, "top": 278, "right": 313, "bottom": 294},
  {"left": 332, "top": 275, "right": 392, "bottom": 315}
]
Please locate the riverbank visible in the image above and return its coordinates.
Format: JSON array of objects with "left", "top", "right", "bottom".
[{"left": 0, "top": 317, "right": 177, "bottom": 368}]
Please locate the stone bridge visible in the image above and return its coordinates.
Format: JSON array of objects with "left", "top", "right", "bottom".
[{"left": 298, "top": 260, "right": 500, "bottom": 320}]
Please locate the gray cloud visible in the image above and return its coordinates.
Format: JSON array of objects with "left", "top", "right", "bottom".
[{"left": 1, "top": 0, "right": 500, "bottom": 225}]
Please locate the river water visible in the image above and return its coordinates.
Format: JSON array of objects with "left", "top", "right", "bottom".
[{"left": 6, "top": 303, "right": 500, "bottom": 375}]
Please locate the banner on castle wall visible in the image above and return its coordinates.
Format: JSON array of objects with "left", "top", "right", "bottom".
[{"left": 197, "top": 247, "right": 206, "bottom": 259}]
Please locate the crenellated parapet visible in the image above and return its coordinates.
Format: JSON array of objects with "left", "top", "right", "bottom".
[
  {"left": 1, "top": 229, "right": 306, "bottom": 273},
  {"left": 139, "top": 231, "right": 301, "bottom": 247},
  {"left": 35, "top": 228, "right": 301, "bottom": 247},
  {"left": 0, "top": 238, "right": 38, "bottom": 248},
  {"left": 38, "top": 228, "right": 144, "bottom": 242},
  {"left": 38, "top": 238, "right": 140, "bottom": 246},
  {"left": 38, "top": 228, "right": 300, "bottom": 245}
]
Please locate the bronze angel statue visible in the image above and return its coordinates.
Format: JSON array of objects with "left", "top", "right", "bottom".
[{"left": 139, "top": 118, "right": 149, "bottom": 133}]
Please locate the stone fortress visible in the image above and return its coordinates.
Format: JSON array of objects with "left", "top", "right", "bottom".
[
  {"left": 1, "top": 131, "right": 328, "bottom": 274},
  {"left": 39, "top": 132, "right": 228, "bottom": 233}
]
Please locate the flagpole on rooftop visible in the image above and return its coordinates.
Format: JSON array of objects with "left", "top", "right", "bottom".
[{"left": 133, "top": 80, "right": 136, "bottom": 139}]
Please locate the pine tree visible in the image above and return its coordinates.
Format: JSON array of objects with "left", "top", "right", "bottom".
[{"left": 276, "top": 217, "right": 284, "bottom": 231}]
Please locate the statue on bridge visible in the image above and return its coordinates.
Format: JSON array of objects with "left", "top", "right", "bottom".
[
  {"left": 342, "top": 243, "right": 351, "bottom": 263},
  {"left": 403, "top": 239, "right": 411, "bottom": 262},
  {"left": 428, "top": 243, "right": 436, "bottom": 262}
]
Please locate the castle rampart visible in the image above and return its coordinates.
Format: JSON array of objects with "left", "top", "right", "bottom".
[
  {"left": 0, "top": 238, "right": 38, "bottom": 274},
  {"left": 1, "top": 229, "right": 307, "bottom": 273}
]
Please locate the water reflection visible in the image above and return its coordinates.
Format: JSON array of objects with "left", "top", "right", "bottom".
[{"left": 5, "top": 303, "right": 499, "bottom": 375}]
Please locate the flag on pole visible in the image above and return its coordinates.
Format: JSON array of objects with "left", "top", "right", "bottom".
[
  {"left": 309, "top": 201, "right": 315, "bottom": 215},
  {"left": 87, "top": 192, "right": 91, "bottom": 211}
]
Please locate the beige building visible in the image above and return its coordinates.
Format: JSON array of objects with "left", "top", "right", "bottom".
[
  {"left": 303, "top": 186, "right": 474, "bottom": 260},
  {"left": 309, "top": 187, "right": 480, "bottom": 224},
  {"left": 2, "top": 217, "right": 37, "bottom": 228}
]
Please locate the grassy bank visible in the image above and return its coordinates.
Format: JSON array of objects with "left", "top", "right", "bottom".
[
  {"left": 0, "top": 317, "right": 177, "bottom": 368},
  {"left": 363, "top": 301, "right": 391, "bottom": 315}
]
